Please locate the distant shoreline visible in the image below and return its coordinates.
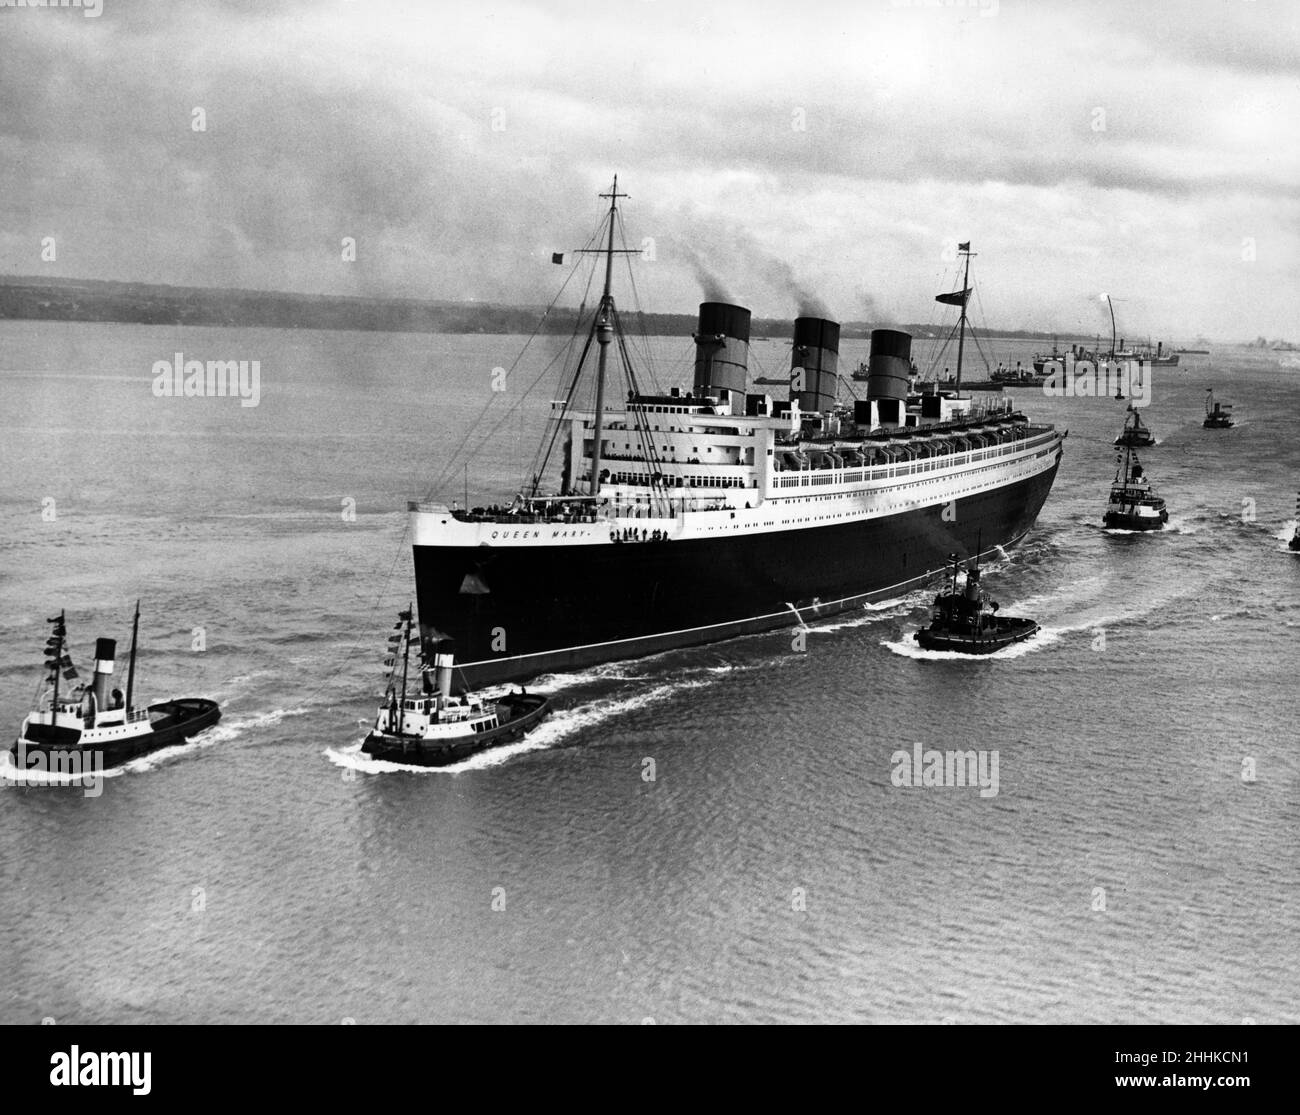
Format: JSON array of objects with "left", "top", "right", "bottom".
[{"left": 0, "top": 273, "right": 1099, "bottom": 344}]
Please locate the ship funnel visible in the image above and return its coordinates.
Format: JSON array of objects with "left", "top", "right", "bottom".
[
  {"left": 693, "top": 302, "right": 751, "bottom": 402},
  {"left": 790, "top": 316, "right": 839, "bottom": 413},
  {"left": 92, "top": 637, "right": 116, "bottom": 709},
  {"left": 435, "top": 647, "right": 454, "bottom": 701},
  {"left": 865, "top": 329, "right": 912, "bottom": 403}
]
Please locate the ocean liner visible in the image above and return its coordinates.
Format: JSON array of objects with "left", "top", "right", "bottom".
[{"left": 409, "top": 181, "right": 1066, "bottom": 689}]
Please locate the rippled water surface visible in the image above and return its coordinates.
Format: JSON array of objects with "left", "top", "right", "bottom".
[{"left": 1, "top": 321, "right": 1296, "bottom": 1023}]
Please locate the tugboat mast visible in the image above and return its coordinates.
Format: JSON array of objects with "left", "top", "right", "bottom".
[
  {"left": 398, "top": 605, "right": 412, "bottom": 736},
  {"left": 589, "top": 176, "right": 628, "bottom": 498},
  {"left": 48, "top": 609, "right": 64, "bottom": 714},
  {"left": 125, "top": 599, "right": 140, "bottom": 712}
]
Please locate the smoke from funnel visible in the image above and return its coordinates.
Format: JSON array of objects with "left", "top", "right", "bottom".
[
  {"left": 752, "top": 252, "right": 829, "bottom": 319},
  {"left": 854, "top": 285, "right": 888, "bottom": 324},
  {"left": 697, "top": 266, "right": 732, "bottom": 304},
  {"left": 677, "top": 241, "right": 733, "bottom": 303}
]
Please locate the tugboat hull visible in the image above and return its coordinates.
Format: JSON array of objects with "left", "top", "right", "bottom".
[
  {"left": 1103, "top": 511, "right": 1167, "bottom": 531},
  {"left": 10, "top": 698, "right": 221, "bottom": 770},
  {"left": 915, "top": 618, "right": 1039, "bottom": 654},
  {"left": 361, "top": 693, "right": 551, "bottom": 767}
]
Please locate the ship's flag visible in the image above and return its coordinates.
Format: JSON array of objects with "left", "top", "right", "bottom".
[
  {"left": 62, "top": 666, "right": 79, "bottom": 680},
  {"left": 935, "top": 288, "right": 971, "bottom": 307},
  {"left": 958, "top": 241, "right": 970, "bottom": 251},
  {"left": 398, "top": 609, "right": 412, "bottom": 621},
  {"left": 552, "top": 252, "right": 565, "bottom": 265}
]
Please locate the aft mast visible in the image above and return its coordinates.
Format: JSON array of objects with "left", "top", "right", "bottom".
[
  {"left": 1102, "top": 292, "right": 1117, "bottom": 363},
  {"left": 955, "top": 244, "right": 972, "bottom": 392},
  {"left": 588, "top": 176, "right": 629, "bottom": 497},
  {"left": 936, "top": 243, "right": 974, "bottom": 391}
]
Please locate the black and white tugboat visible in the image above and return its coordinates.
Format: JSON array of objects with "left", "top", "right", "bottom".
[
  {"left": 361, "top": 606, "right": 550, "bottom": 767},
  {"left": 10, "top": 604, "right": 221, "bottom": 770},
  {"left": 1114, "top": 404, "right": 1156, "bottom": 448},
  {"left": 1103, "top": 444, "right": 1168, "bottom": 531},
  {"left": 914, "top": 551, "right": 1038, "bottom": 654},
  {"left": 1203, "top": 388, "right": 1234, "bottom": 428}
]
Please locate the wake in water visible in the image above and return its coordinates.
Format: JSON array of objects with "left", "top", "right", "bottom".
[
  {"left": 882, "top": 628, "right": 1062, "bottom": 661},
  {"left": 323, "top": 677, "right": 714, "bottom": 775},
  {"left": 803, "top": 593, "right": 929, "bottom": 634},
  {"left": 0, "top": 705, "right": 311, "bottom": 784},
  {"left": 882, "top": 552, "right": 1209, "bottom": 660}
]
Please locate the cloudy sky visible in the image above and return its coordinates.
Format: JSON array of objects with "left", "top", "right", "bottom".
[{"left": 3, "top": 0, "right": 1297, "bottom": 339}]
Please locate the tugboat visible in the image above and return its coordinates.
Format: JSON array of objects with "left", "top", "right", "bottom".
[
  {"left": 1103, "top": 444, "right": 1168, "bottom": 530},
  {"left": 1289, "top": 493, "right": 1300, "bottom": 552},
  {"left": 361, "top": 606, "right": 551, "bottom": 767},
  {"left": 10, "top": 604, "right": 221, "bottom": 771},
  {"left": 914, "top": 552, "right": 1039, "bottom": 654},
  {"left": 1114, "top": 405, "right": 1156, "bottom": 448},
  {"left": 1203, "top": 388, "right": 1234, "bottom": 428}
]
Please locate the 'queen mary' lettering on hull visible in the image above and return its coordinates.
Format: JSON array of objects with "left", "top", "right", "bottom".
[{"left": 410, "top": 182, "right": 1066, "bottom": 690}]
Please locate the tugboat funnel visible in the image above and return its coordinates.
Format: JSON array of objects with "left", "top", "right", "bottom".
[
  {"left": 436, "top": 652, "right": 454, "bottom": 701},
  {"left": 92, "top": 637, "right": 116, "bottom": 709}
]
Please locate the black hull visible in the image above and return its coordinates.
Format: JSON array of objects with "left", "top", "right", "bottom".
[
  {"left": 414, "top": 459, "right": 1061, "bottom": 689},
  {"left": 915, "top": 618, "right": 1039, "bottom": 654},
  {"left": 361, "top": 694, "right": 551, "bottom": 767},
  {"left": 1103, "top": 513, "right": 1165, "bottom": 531},
  {"left": 1114, "top": 435, "right": 1155, "bottom": 448},
  {"left": 10, "top": 698, "right": 221, "bottom": 771}
]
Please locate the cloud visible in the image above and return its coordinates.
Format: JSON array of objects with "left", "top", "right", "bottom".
[{"left": 0, "top": 0, "right": 1296, "bottom": 338}]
